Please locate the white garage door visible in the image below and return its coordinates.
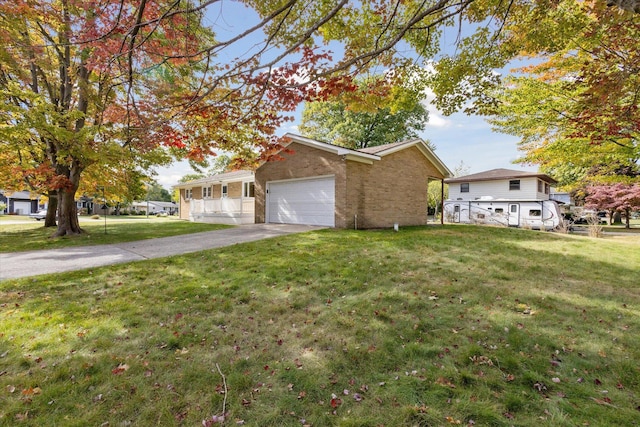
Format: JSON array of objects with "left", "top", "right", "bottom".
[
  {"left": 267, "top": 176, "right": 335, "bottom": 227},
  {"left": 13, "top": 201, "right": 32, "bottom": 215}
]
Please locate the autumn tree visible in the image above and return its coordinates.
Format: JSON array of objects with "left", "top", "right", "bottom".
[
  {"left": 585, "top": 183, "right": 640, "bottom": 228},
  {"left": 427, "top": 1, "right": 639, "bottom": 190},
  {"left": 1, "top": 0, "right": 485, "bottom": 236}
]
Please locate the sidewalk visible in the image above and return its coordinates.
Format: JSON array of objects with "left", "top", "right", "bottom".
[{"left": 0, "top": 224, "right": 322, "bottom": 281}]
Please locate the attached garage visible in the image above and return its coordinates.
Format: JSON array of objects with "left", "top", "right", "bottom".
[
  {"left": 255, "top": 133, "right": 452, "bottom": 229},
  {"left": 266, "top": 176, "right": 335, "bottom": 227}
]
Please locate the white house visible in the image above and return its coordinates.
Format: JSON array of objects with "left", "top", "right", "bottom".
[
  {"left": 443, "top": 168, "right": 563, "bottom": 229},
  {"left": 174, "top": 170, "right": 255, "bottom": 225}
]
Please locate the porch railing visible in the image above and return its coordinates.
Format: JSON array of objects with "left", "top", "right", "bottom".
[{"left": 190, "top": 197, "right": 254, "bottom": 215}]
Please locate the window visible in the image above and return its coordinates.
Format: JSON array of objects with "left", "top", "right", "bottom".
[
  {"left": 202, "top": 186, "right": 212, "bottom": 198},
  {"left": 509, "top": 180, "right": 520, "bottom": 191},
  {"left": 545, "top": 183, "right": 550, "bottom": 194},
  {"left": 510, "top": 205, "right": 518, "bottom": 213},
  {"left": 495, "top": 208, "right": 504, "bottom": 214},
  {"left": 243, "top": 182, "right": 255, "bottom": 198},
  {"left": 454, "top": 205, "right": 460, "bottom": 213},
  {"left": 460, "top": 183, "right": 469, "bottom": 193},
  {"left": 185, "top": 189, "right": 192, "bottom": 200},
  {"left": 529, "top": 209, "right": 541, "bottom": 217},
  {"left": 222, "top": 184, "right": 228, "bottom": 198},
  {"left": 538, "top": 180, "right": 543, "bottom": 192}
]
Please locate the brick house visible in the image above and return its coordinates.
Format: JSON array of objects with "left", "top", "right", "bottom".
[{"left": 255, "top": 133, "right": 451, "bottom": 229}]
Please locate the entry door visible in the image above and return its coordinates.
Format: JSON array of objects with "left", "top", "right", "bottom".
[
  {"left": 453, "top": 204, "right": 461, "bottom": 223},
  {"left": 508, "top": 204, "right": 520, "bottom": 226}
]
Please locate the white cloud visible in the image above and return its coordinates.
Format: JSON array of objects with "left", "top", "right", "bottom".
[{"left": 421, "top": 88, "right": 451, "bottom": 128}]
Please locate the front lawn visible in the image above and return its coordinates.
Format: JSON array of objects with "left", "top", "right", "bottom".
[
  {"left": 1, "top": 226, "right": 639, "bottom": 426},
  {"left": 0, "top": 217, "right": 231, "bottom": 252}
]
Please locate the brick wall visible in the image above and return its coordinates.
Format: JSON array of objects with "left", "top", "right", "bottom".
[
  {"left": 213, "top": 184, "right": 221, "bottom": 199},
  {"left": 255, "top": 142, "right": 346, "bottom": 225},
  {"left": 345, "top": 146, "right": 442, "bottom": 228},
  {"left": 228, "top": 182, "right": 242, "bottom": 198}
]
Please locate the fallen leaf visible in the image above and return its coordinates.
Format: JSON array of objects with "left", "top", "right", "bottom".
[
  {"left": 112, "top": 364, "right": 129, "bottom": 375},
  {"left": 591, "top": 397, "right": 615, "bottom": 407},
  {"left": 436, "top": 377, "right": 456, "bottom": 388},
  {"left": 21, "top": 387, "right": 42, "bottom": 396}
]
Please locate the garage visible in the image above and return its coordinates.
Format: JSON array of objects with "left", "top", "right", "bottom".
[
  {"left": 13, "top": 201, "right": 32, "bottom": 215},
  {"left": 266, "top": 176, "right": 335, "bottom": 227}
]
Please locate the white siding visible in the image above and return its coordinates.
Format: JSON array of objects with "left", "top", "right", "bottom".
[{"left": 448, "top": 177, "right": 549, "bottom": 201}]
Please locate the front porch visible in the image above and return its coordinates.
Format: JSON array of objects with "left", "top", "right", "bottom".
[{"left": 189, "top": 197, "right": 255, "bottom": 225}]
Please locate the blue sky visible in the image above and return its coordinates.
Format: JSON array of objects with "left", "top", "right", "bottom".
[{"left": 154, "top": 3, "right": 535, "bottom": 188}]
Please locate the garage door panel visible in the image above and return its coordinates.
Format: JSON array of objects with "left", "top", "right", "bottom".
[{"left": 267, "top": 177, "right": 335, "bottom": 227}]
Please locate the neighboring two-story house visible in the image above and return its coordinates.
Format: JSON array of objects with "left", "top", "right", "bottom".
[{"left": 443, "top": 168, "right": 562, "bottom": 229}]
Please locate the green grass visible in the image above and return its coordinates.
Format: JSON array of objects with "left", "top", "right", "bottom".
[
  {"left": 1, "top": 225, "right": 639, "bottom": 426},
  {"left": 0, "top": 217, "right": 231, "bottom": 252}
]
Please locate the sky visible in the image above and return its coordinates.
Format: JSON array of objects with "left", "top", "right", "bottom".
[{"left": 152, "top": 3, "right": 537, "bottom": 189}]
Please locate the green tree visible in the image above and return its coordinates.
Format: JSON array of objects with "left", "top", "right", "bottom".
[
  {"left": 146, "top": 183, "right": 173, "bottom": 202},
  {"left": 300, "top": 75, "right": 429, "bottom": 149}
]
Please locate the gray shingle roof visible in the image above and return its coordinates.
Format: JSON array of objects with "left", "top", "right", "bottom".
[{"left": 445, "top": 168, "right": 557, "bottom": 184}]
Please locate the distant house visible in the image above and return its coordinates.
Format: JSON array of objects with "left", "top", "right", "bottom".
[
  {"left": 443, "top": 168, "right": 562, "bottom": 229},
  {"left": 254, "top": 133, "right": 451, "bottom": 228},
  {"left": 174, "top": 170, "right": 255, "bottom": 225},
  {"left": 0, "top": 190, "right": 40, "bottom": 215},
  {"left": 129, "top": 201, "right": 179, "bottom": 215}
]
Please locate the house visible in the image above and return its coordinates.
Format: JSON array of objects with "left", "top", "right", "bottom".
[
  {"left": 254, "top": 133, "right": 452, "bottom": 229},
  {"left": 0, "top": 190, "right": 40, "bottom": 215},
  {"left": 128, "top": 201, "right": 179, "bottom": 215},
  {"left": 174, "top": 170, "right": 255, "bottom": 224},
  {"left": 443, "top": 168, "right": 562, "bottom": 229}
]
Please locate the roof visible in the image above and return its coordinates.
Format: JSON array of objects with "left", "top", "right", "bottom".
[
  {"left": 173, "top": 170, "right": 254, "bottom": 189},
  {"left": 281, "top": 133, "right": 379, "bottom": 161},
  {"left": 131, "top": 201, "right": 177, "bottom": 208},
  {"left": 0, "top": 190, "right": 38, "bottom": 199},
  {"left": 445, "top": 168, "right": 557, "bottom": 185},
  {"left": 358, "top": 140, "right": 410, "bottom": 155},
  {"left": 281, "top": 133, "right": 452, "bottom": 178}
]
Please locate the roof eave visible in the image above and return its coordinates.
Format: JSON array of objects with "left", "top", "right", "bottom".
[{"left": 284, "top": 133, "right": 380, "bottom": 162}]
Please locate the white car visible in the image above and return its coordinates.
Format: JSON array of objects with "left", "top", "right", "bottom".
[{"left": 29, "top": 209, "right": 48, "bottom": 220}]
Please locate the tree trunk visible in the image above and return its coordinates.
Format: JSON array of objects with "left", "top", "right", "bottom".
[
  {"left": 624, "top": 208, "right": 630, "bottom": 229},
  {"left": 53, "top": 165, "right": 84, "bottom": 237},
  {"left": 613, "top": 211, "right": 622, "bottom": 224},
  {"left": 44, "top": 190, "right": 58, "bottom": 228}
]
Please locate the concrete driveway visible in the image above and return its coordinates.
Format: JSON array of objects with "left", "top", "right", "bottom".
[{"left": 0, "top": 224, "right": 322, "bottom": 281}]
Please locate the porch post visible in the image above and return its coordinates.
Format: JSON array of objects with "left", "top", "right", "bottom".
[{"left": 440, "top": 178, "right": 445, "bottom": 225}]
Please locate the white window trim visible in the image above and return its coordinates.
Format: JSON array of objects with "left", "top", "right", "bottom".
[
  {"left": 185, "top": 188, "right": 192, "bottom": 200},
  {"left": 202, "top": 186, "right": 211, "bottom": 199},
  {"left": 243, "top": 181, "right": 255, "bottom": 198},
  {"left": 222, "top": 184, "right": 228, "bottom": 198}
]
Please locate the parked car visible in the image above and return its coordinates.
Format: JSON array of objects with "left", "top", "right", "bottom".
[
  {"left": 29, "top": 209, "right": 47, "bottom": 220},
  {"left": 155, "top": 210, "right": 168, "bottom": 216}
]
